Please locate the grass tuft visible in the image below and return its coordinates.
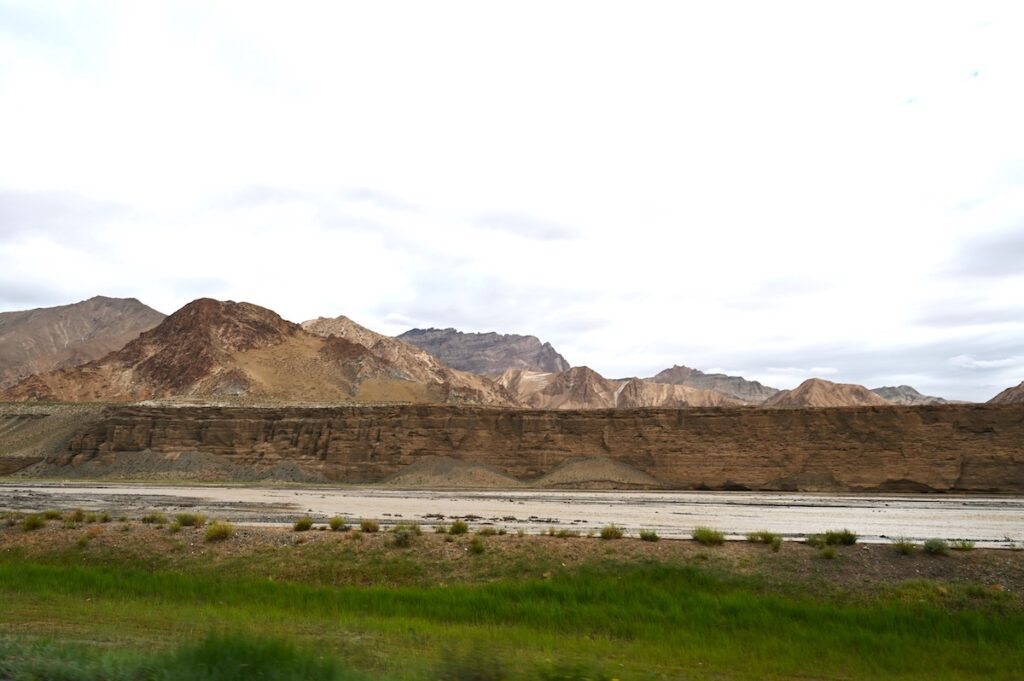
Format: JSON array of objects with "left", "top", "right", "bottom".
[
  {"left": 328, "top": 516, "right": 348, "bottom": 532},
  {"left": 359, "top": 519, "right": 379, "bottom": 533},
  {"left": 892, "top": 537, "right": 917, "bottom": 555},
  {"left": 820, "top": 546, "right": 837, "bottom": 559},
  {"left": 639, "top": 529, "right": 660, "bottom": 542},
  {"left": 293, "top": 517, "right": 314, "bottom": 532},
  {"left": 174, "top": 513, "right": 206, "bottom": 527},
  {"left": 469, "top": 537, "right": 485, "bottom": 555},
  {"left": 205, "top": 522, "right": 234, "bottom": 542},
  {"left": 448, "top": 520, "right": 469, "bottom": 535},
  {"left": 746, "top": 530, "right": 783, "bottom": 552},
  {"left": 924, "top": 538, "right": 949, "bottom": 556},
  {"left": 477, "top": 526, "right": 499, "bottom": 536},
  {"left": 66, "top": 508, "right": 86, "bottom": 523},
  {"left": 951, "top": 539, "right": 975, "bottom": 552},
  {"left": 21, "top": 514, "right": 45, "bottom": 532},
  {"left": 599, "top": 525, "right": 624, "bottom": 540},
  {"left": 42, "top": 509, "right": 63, "bottom": 520},
  {"left": 824, "top": 529, "right": 857, "bottom": 546},
  {"left": 692, "top": 526, "right": 725, "bottom": 546},
  {"left": 141, "top": 513, "right": 167, "bottom": 525}
]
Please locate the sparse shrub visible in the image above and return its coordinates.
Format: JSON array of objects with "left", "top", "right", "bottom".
[
  {"left": 359, "top": 519, "right": 379, "bottom": 533},
  {"left": 42, "top": 509, "right": 62, "bottom": 520},
  {"left": 76, "top": 534, "right": 90, "bottom": 549},
  {"left": 546, "top": 527, "right": 557, "bottom": 537},
  {"left": 600, "top": 525, "right": 624, "bottom": 540},
  {"left": 141, "top": 513, "right": 167, "bottom": 525},
  {"left": 892, "top": 537, "right": 917, "bottom": 555},
  {"left": 118, "top": 516, "right": 128, "bottom": 523},
  {"left": 98, "top": 511, "right": 111, "bottom": 523},
  {"left": 805, "top": 534, "right": 826, "bottom": 548},
  {"left": 328, "top": 516, "right": 348, "bottom": 531},
  {"left": 747, "top": 530, "right": 783, "bottom": 552},
  {"left": 639, "top": 529, "right": 660, "bottom": 542},
  {"left": 205, "top": 521, "right": 234, "bottom": 542},
  {"left": 21, "top": 514, "right": 45, "bottom": 531},
  {"left": 293, "top": 517, "right": 314, "bottom": 532},
  {"left": 435, "top": 523, "right": 449, "bottom": 534},
  {"left": 820, "top": 546, "right": 837, "bottom": 559},
  {"left": 175, "top": 513, "right": 206, "bottom": 527},
  {"left": 84, "top": 513, "right": 100, "bottom": 523},
  {"left": 66, "top": 508, "right": 86, "bottom": 523},
  {"left": 824, "top": 529, "right": 857, "bottom": 546},
  {"left": 469, "top": 537, "right": 485, "bottom": 554},
  {"left": 391, "top": 529, "right": 415, "bottom": 548},
  {"left": 951, "top": 539, "right": 975, "bottom": 552},
  {"left": 62, "top": 518, "right": 80, "bottom": 529},
  {"left": 924, "top": 538, "right": 949, "bottom": 555},
  {"left": 168, "top": 522, "right": 182, "bottom": 534},
  {"left": 555, "top": 529, "right": 580, "bottom": 538},
  {"left": 477, "top": 526, "right": 498, "bottom": 536},
  {"left": 444, "top": 534, "right": 454, "bottom": 543},
  {"left": 449, "top": 519, "right": 469, "bottom": 535},
  {"left": 516, "top": 528, "right": 526, "bottom": 537},
  {"left": 348, "top": 530, "right": 363, "bottom": 541},
  {"left": 2, "top": 513, "right": 20, "bottom": 528},
  {"left": 692, "top": 526, "right": 725, "bottom": 546}
]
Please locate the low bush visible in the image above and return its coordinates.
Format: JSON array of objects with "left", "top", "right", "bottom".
[
  {"left": 692, "top": 526, "right": 725, "bottom": 546},
  {"left": 97, "top": 511, "right": 111, "bottom": 523},
  {"left": 477, "top": 526, "right": 498, "bottom": 536},
  {"left": 805, "top": 534, "right": 826, "bottom": 548},
  {"left": 746, "top": 530, "right": 782, "bottom": 551},
  {"left": 469, "top": 537, "right": 485, "bottom": 555},
  {"left": 449, "top": 519, "right": 469, "bottom": 535},
  {"left": 820, "top": 546, "right": 837, "bottom": 559},
  {"left": 951, "top": 539, "right": 975, "bottom": 552},
  {"left": 21, "top": 515, "right": 45, "bottom": 532},
  {"left": 75, "top": 535, "right": 90, "bottom": 549},
  {"left": 328, "top": 516, "right": 348, "bottom": 532},
  {"left": 168, "top": 522, "right": 182, "bottom": 534},
  {"left": 205, "top": 522, "right": 234, "bottom": 542},
  {"left": 924, "top": 538, "right": 949, "bottom": 556},
  {"left": 348, "top": 530, "right": 363, "bottom": 541},
  {"left": 434, "top": 524, "right": 449, "bottom": 534},
  {"left": 293, "top": 517, "right": 314, "bottom": 532},
  {"left": 66, "top": 508, "right": 86, "bottom": 523},
  {"left": 42, "top": 509, "right": 62, "bottom": 520},
  {"left": 391, "top": 529, "right": 415, "bottom": 548},
  {"left": 555, "top": 529, "right": 580, "bottom": 538},
  {"left": 141, "top": 513, "right": 167, "bottom": 525},
  {"left": 824, "top": 529, "right": 857, "bottom": 546},
  {"left": 639, "top": 529, "right": 659, "bottom": 542},
  {"left": 175, "top": 513, "right": 206, "bottom": 527},
  {"left": 359, "top": 519, "right": 379, "bottom": 533},
  {"left": 892, "top": 537, "right": 917, "bottom": 555},
  {"left": 600, "top": 525, "right": 624, "bottom": 540}
]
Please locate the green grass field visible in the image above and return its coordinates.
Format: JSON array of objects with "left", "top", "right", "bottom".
[{"left": 2, "top": 549, "right": 1022, "bottom": 680}]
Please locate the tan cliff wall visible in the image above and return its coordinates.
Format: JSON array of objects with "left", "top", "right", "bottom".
[{"left": 19, "top": 404, "right": 1022, "bottom": 492}]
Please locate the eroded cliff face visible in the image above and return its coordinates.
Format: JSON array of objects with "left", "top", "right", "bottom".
[{"left": 42, "top": 404, "right": 1024, "bottom": 492}]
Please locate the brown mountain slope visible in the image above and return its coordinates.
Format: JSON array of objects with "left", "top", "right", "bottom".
[
  {"left": 2, "top": 300, "right": 516, "bottom": 406},
  {"left": 0, "top": 296, "right": 165, "bottom": 388},
  {"left": 496, "top": 366, "right": 739, "bottom": 409},
  {"left": 395, "top": 327, "right": 570, "bottom": 375},
  {"left": 989, "top": 380, "right": 1024, "bottom": 405},
  {"left": 301, "top": 316, "right": 517, "bottom": 406},
  {"left": 871, "top": 385, "right": 951, "bottom": 406},
  {"left": 648, "top": 365, "right": 779, "bottom": 404},
  {"left": 764, "top": 378, "right": 891, "bottom": 408}
]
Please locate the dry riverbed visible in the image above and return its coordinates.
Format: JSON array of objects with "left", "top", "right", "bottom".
[{"left": 1, "top": 481, "right": 1022, "bottom": 547}]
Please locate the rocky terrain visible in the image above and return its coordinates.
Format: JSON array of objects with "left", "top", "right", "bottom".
[
  {"left": 396, "top": 327, "right": 570, "bottom": 375},
  {"left": 0, "top": 296, "right": 165, "bottom": 389},
  {"left": 989, "top": 380, "right": 1024, "bottom": 405},
  {"left": 872, "top": 385, "right": 949, "bottom": 405},
  {"left": 5, "top": 403, "right": 1022, "bottom": 492},
  {"left": 648, "top": 365, "right": 779, "bottom": 404},
  {"left": 496, "top": 366, "right": 740, "bottom": 409},
  {"left": 1, "top": 300, "right": 515, "bottom": 406},
  {"left": 763, "top": 378, "right": 891, "bottom": 408}
]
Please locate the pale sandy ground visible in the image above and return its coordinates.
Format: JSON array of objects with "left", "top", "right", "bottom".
[{"left": 1, "top": 482, "right": 1022, "bottom": 548}]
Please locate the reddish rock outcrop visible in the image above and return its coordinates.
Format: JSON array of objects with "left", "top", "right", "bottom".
[{"left": 51, "top": 404, "right": 1024, "bottom": 492}]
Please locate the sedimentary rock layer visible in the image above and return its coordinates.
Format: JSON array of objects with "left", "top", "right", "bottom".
[{"left": 33, "top": 404, "right": 1024, "bottom": 492}]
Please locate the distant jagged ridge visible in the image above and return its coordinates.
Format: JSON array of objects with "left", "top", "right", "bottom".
[
  {"left": 0, "top": 296, "right": 165, "bottom": 389},
  {"left": 648, "top": 365, "right": 779, "bottom": 404},
  {"left": 396, "top": 327, "right": 570, "bottom": 375},
  {"left": 871, "top": 385, "right": 948, "bottom": 406}
]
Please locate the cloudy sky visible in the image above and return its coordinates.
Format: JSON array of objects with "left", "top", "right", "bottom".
[{"left": 1, "top": 1, "right": 1023, "bottom": 401}]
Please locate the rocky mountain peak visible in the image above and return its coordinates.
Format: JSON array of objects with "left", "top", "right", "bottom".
[{"left": 395, "top": 327, "right": 570, "bottom": 375}]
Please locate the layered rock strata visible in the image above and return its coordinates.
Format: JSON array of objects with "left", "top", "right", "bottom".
[{"left": 34, "top": 404, "right": 1024, "bottom": 492}]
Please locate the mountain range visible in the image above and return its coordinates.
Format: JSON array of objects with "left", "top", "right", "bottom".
[{"left": 1, "top": 296, "right": 1019, "bottom": 407}]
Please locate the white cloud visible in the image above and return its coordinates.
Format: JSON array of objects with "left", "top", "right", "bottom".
[{"left": 1, "top": 1, "right": 1023, "bottom": 402}]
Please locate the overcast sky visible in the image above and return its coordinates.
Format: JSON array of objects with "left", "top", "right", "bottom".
[{"left": 1, "top": 1, "right": 1023, "bottom": 401}]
